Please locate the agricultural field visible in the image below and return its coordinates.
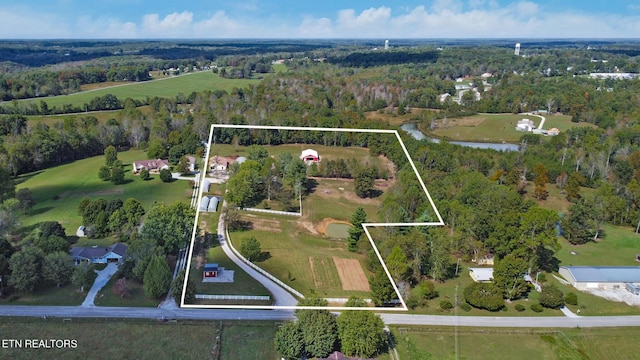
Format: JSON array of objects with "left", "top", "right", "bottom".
[
  {"left": 422, "top": 113, "right": 597, "bottom": 143},
  {"left": 16, "top": 149, "right": 193, "bottom": 235},
  {"left": 383, "top": 326, "right": 640, "bottom": 360},
  {"left": 20, "top": 71, "right": 260, "bottom": 110},
  {"left": 26, "top": 106, "right": 154, "bottom": 127}
]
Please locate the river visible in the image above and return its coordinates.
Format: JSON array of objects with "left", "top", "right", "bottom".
[{"left": 400, "top": 123, "right": 519, "bottom": 152}]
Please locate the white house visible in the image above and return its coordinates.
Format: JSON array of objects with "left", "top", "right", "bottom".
[
  {"left": 70, "top": 243, "right": 128, "bottom": 264},
  {"left": 132, "top": 159, "right": 170, "bottom": 174},
  {"left": 300, "top": 149, "right": 320, "bottom": 164},
  {"left": 515, "top": 119, "right": 535, "bottom": 132}
]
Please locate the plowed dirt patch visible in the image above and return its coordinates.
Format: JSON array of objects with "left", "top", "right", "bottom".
[{"left": 333, "top": 257, "right": 370, "bottom": 291}]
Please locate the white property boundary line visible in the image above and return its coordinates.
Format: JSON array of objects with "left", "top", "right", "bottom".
[{"left": 181, "top": 124, "right": 445, "bottom": 311}]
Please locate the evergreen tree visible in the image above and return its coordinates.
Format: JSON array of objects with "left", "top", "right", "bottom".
[
  {"left": 143, "top": 254, "right": 172, "bottom": 298},
  {"left": 348, "top": 207, "right": 367, "bottom": 252},
  {"left": 104, "top": 145, "right": 118, "bottom": 167}
]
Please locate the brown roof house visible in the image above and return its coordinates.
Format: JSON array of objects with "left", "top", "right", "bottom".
[
  {"left": 209, "top": 155, "right": 237, "bottom": 172},
  {"left": 70, "top": 243, "right": 128, "bottom": 264},
  {"left": 132, "top": 159, "right": 170, "bottom": 174}
]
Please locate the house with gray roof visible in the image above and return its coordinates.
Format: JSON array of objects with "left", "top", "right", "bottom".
[
  {"left": 559, "top": 266, "right": 640, "bottom": 290},
  {"left": 70, "top": 243, "right": 128, "bottom": 264}
]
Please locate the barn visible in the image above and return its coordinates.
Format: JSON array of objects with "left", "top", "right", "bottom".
[
  {"left": 559, "top": 266, "right": 640, "bottom": 290},
  {"left": 203, "top": 263, "right": 219, "bottom": 278},
  {"left": 300, "top": 149, "right": 320, "bottom": 164}
]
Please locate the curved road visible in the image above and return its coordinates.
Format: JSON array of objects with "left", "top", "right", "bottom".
[{"left": 216, "top": 201, "right": 298, "bottom": 307}]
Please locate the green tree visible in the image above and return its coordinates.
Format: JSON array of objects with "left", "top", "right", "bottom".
[
  {"left": 247, "top": 144, "right": 270, "bottom": 166},
  {"left": 104, "top": 145, "right": 118, "bottom": 167},
  {"left": 533, "top": 163, "right": 549, "bottom": 200},
  {"left": 98, "top": 165, "right": 111, "bottom": 181},
  {"left": 539, "top": 284, "right": 565, "bottom": 309},
  {"left": 370, "top": 270, "right": 396, "bottom": 306},
  {"left": 140, "top": 201, "right": 194, "bottom": 255},
  {"left": 72, "top": 262, "right": 96, "bottom": 292},
  {"left": 139, "top": 168, "right": 150, "bottom": 180},
  {"left": 42, "top": 251, "right": 74, "bottom": 287},
  {"left": 0, "top": 167, "right": 15, "bottom": 202},
  {"left": 274, "top": 321, "right": 304, "bottom": 360},
  {"left": 227, "top": 160, "right": 264, "bottom": 207},
  {"left": 147, "top": 139, "right": 167, "bottom": 159},
  {"left": 175, "top": 156, "right": 191, "bottom": 175},
  {"left": 171, "top": 269, "right": 196, "bottom": 304},
  {"left": 39, "top": 221, "right": 66, "bottom": 239},
  {"left": 15, "top": 188, "right": 36, "bottom": 212},
  {"left": 8, "top": 247, "right": 44, "bottom": 293},
  {"left": 143, "top": 254, "right": 172, "bottom": 298},
  {"left": 492, "top": 254, "right": 529, "bottom": 300},
  {"left": 562, "top": 198, "right": 597, "bottom": 245},
  {"left": 463, "top": 282, "right": 504, "bottom": 311},
  {"left": 348, "top": 207, "right": 367, "bottom": 252},
  {"left": 297, "top": 307, "right": 338, "bottom": 358},
  {"left": 565, "top": 172, "right": 584, "bottom": 202},
  {"left": 240, "top": 236, "right": 261, "bottom": 262},
  {"left": 386, "top": 245, "right": 411, "bottom": 281},
  {"left": 337, "top": 298, "right": 386, "bottom": 358},
  {"left": 354, "top": 167, "right": 375, "bottom": 198},
  {"left": 36, "top": 235, "right": 70, "bottom": 255},
  {"left": 159, "top": 168, "right": 173, "bottom": 182},
  {"left": 110, "top": 165, "right": 125, "bottom": 185}
]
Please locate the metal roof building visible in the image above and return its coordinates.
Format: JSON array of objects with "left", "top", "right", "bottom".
[{"left": 559, "top": 266, "right": 640, "bottom": 290}]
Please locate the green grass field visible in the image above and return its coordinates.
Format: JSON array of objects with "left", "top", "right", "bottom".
[
  {"left": 94, "top": 277, "right": 161, "bottom": 307},
  {"left": 555, "top": 224, "right": 640, "bottom": 267},
  {"left": 423, "top": 113, "right": 597, "bottom": 143},
  {"left": 228, "top": 215, "right": 371, "bottom": 298},
  {"left": 383, "top": 326, "right": 640, "bottom": 360},
  {"left": 0, "top": 318, "right": 224, "bottom": 360},
  {"left": 20, "top": 71, "right": 259, "bottom": 110},
  {"left": 0, "top": 283, "right": 85, "bottom": 306},
  {"left": 218, "top": 321, "right": 280, "bottom": 360},
  {"left": 16, "top": 149, "right": 193, "bottom": 235}
]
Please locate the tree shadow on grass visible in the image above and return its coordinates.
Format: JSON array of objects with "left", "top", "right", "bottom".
[
  {"left": 25, "top": 206, "right": 54, "bottom": 216},
  {"left": 255, "top": 251, "right": 271, "bottom": 263},
  {"left": 305, "top": 178, "right": 319, "bottom": 194}
]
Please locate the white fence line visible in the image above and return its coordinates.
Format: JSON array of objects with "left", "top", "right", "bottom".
[
  {"left": 226, "top": 226, "right": 305, "bottom": 299},
  {"left": 241, "top": 207, "right": 301, "bottom": 217},
  {"left": 324, "top": 298, "right": 373, "bottom": 304},
  {"left": 195, "top": 294, "right": 271, "bottom": 301}
]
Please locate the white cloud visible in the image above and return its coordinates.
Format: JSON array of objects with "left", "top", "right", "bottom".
[
  {"left": 337, "top": 7, "right": 391, "bottom": 29},
  {"left": 0, "top": 7, "right": 71, "bottom": 38},
  {"left": 299, "top": 16, "right": 334, "bottom": 37}
]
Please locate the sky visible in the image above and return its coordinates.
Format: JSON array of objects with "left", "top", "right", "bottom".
[{"left": 1, "top": 0, "right": 639, "bottom": 39}]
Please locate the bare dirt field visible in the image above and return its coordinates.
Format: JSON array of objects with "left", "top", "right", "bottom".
[{"left": 333, "top": 257, "right": 370, "bottom": 291}]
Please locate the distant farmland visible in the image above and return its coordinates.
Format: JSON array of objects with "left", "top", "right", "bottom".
[{"left": 21, "top": 71, "right": 260, "bottom": 109}]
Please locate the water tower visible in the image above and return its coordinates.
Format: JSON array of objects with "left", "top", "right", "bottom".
[
  {"left": 514, "top": 43, "right": 521, "bottom": 56},
  {"left": 384, "top": 40, "right": 389, "bottom": 50}
]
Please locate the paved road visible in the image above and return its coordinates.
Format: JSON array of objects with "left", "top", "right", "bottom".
[
  {"left": 80, "top": 263, "right": 118, "bottom": 307},
  {"left": 3, "top": 304, "right": 640, "bottom": 328},
  {"left": 216, "top": 200, "right": 299, "bottom": 307}
]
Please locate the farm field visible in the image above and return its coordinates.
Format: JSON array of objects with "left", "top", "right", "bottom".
[
  {"left": 16, "top": 149, "right": 193, "bottom": 235},
  {"left": 20, "top": 71, "right": 260, "bottom": 110},
  {"left": 422, "top": 113, "right": 597, "bottom": 143},
  {"left": 383, "top": 326, "right": 640, "bottom": 360}
]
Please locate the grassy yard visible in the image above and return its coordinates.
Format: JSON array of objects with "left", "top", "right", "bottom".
[
  {"left": 16, "top": 149, "right": 193, "bottom": 235},
  {"left": 94, "top": 276, "right": 161, "bottom": 308},
  {"left": 0, "top": 318, "right": 221, "bottom": 360},
  {"left": 0, "top": 283, "right": 85, "bottom": 306},
  {"left": 229, "top": 215, "right": 372, "bottom": 298},
  {"left": 218, "top": 321, "right": 280, "bottom": 360},
  {"left": 383, "top": 326, "right": 640, "bottom": 360},
  {"left": 555, "top": 224, "right": 640, "bottom": 267},
  {"left": 20, "top": 71, "right": 259, "bottom": 109},
  {"left": 423, "top": 113, "right": 597, "bottom": 143}
]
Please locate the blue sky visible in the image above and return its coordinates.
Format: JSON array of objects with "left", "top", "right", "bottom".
[{"left": 1, "top": 1, "right": 639, "bottom": 38}]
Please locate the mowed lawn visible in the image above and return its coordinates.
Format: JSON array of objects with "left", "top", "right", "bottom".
[
  {"left": 426, "top": 113, "right": 597, "bottom": 143},
  {"left": 555, "top": 224, "right": 640, "bottom": 267},
  {"left": 0, "top": 319, "right": 222, "bottom": 360},
  {"left": 384, "top": 326, "right": 640, "bottom": 360},
  {"left": 20, "top": 71, "right": 259, "bottom": 109},
  {"left": 16, "top": 149, "right": 193, "bottom": 235},
  {"left": 229, "top": 216, "right": 372, "bottom": 298}
]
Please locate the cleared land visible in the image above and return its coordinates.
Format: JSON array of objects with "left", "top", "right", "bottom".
[
  {"left": 20, "top": 71, "right": 259, "bottom": 109},
  {"left": 309, "top": 256, "right": 342, "bottom": 289},
  {"left": 422, "top": 113, "right": 597, "bottom": 143},
  {"left": 15, "top": 149, "right": 192, "bottom": 234},
  {"left": 333, "top": 257, "right": 370, "bottom": 291}
]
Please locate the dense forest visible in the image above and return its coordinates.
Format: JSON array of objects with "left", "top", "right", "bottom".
[{"left": 1, "top": 39, "right": 640, "bottom": 310}]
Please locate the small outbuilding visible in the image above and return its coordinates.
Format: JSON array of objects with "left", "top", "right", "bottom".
[
  {"left": 300, "top": 149, "right": 320, "bottom": 164},
  {"left": 469, "top": 267, "right": 494, "bottom": 282},
  {"left": 198, "top": 196, "right": 210, "bottom": 212},
  {"left": 203, "top": 263, "right": 219, "bottom": 278},
  {"left": 76, "top": 225, "right": 86, "bottom": 237},
  {"left": 207, "top": 196, "right": 220, "bottom": 212}
]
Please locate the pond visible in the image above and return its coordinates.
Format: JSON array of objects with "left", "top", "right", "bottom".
[
  {"left": 400, "top": 123, "right": 519, "bottom": 152},
  {"left": 325, "top": 223, "right": 351, "bottom": 239}
]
